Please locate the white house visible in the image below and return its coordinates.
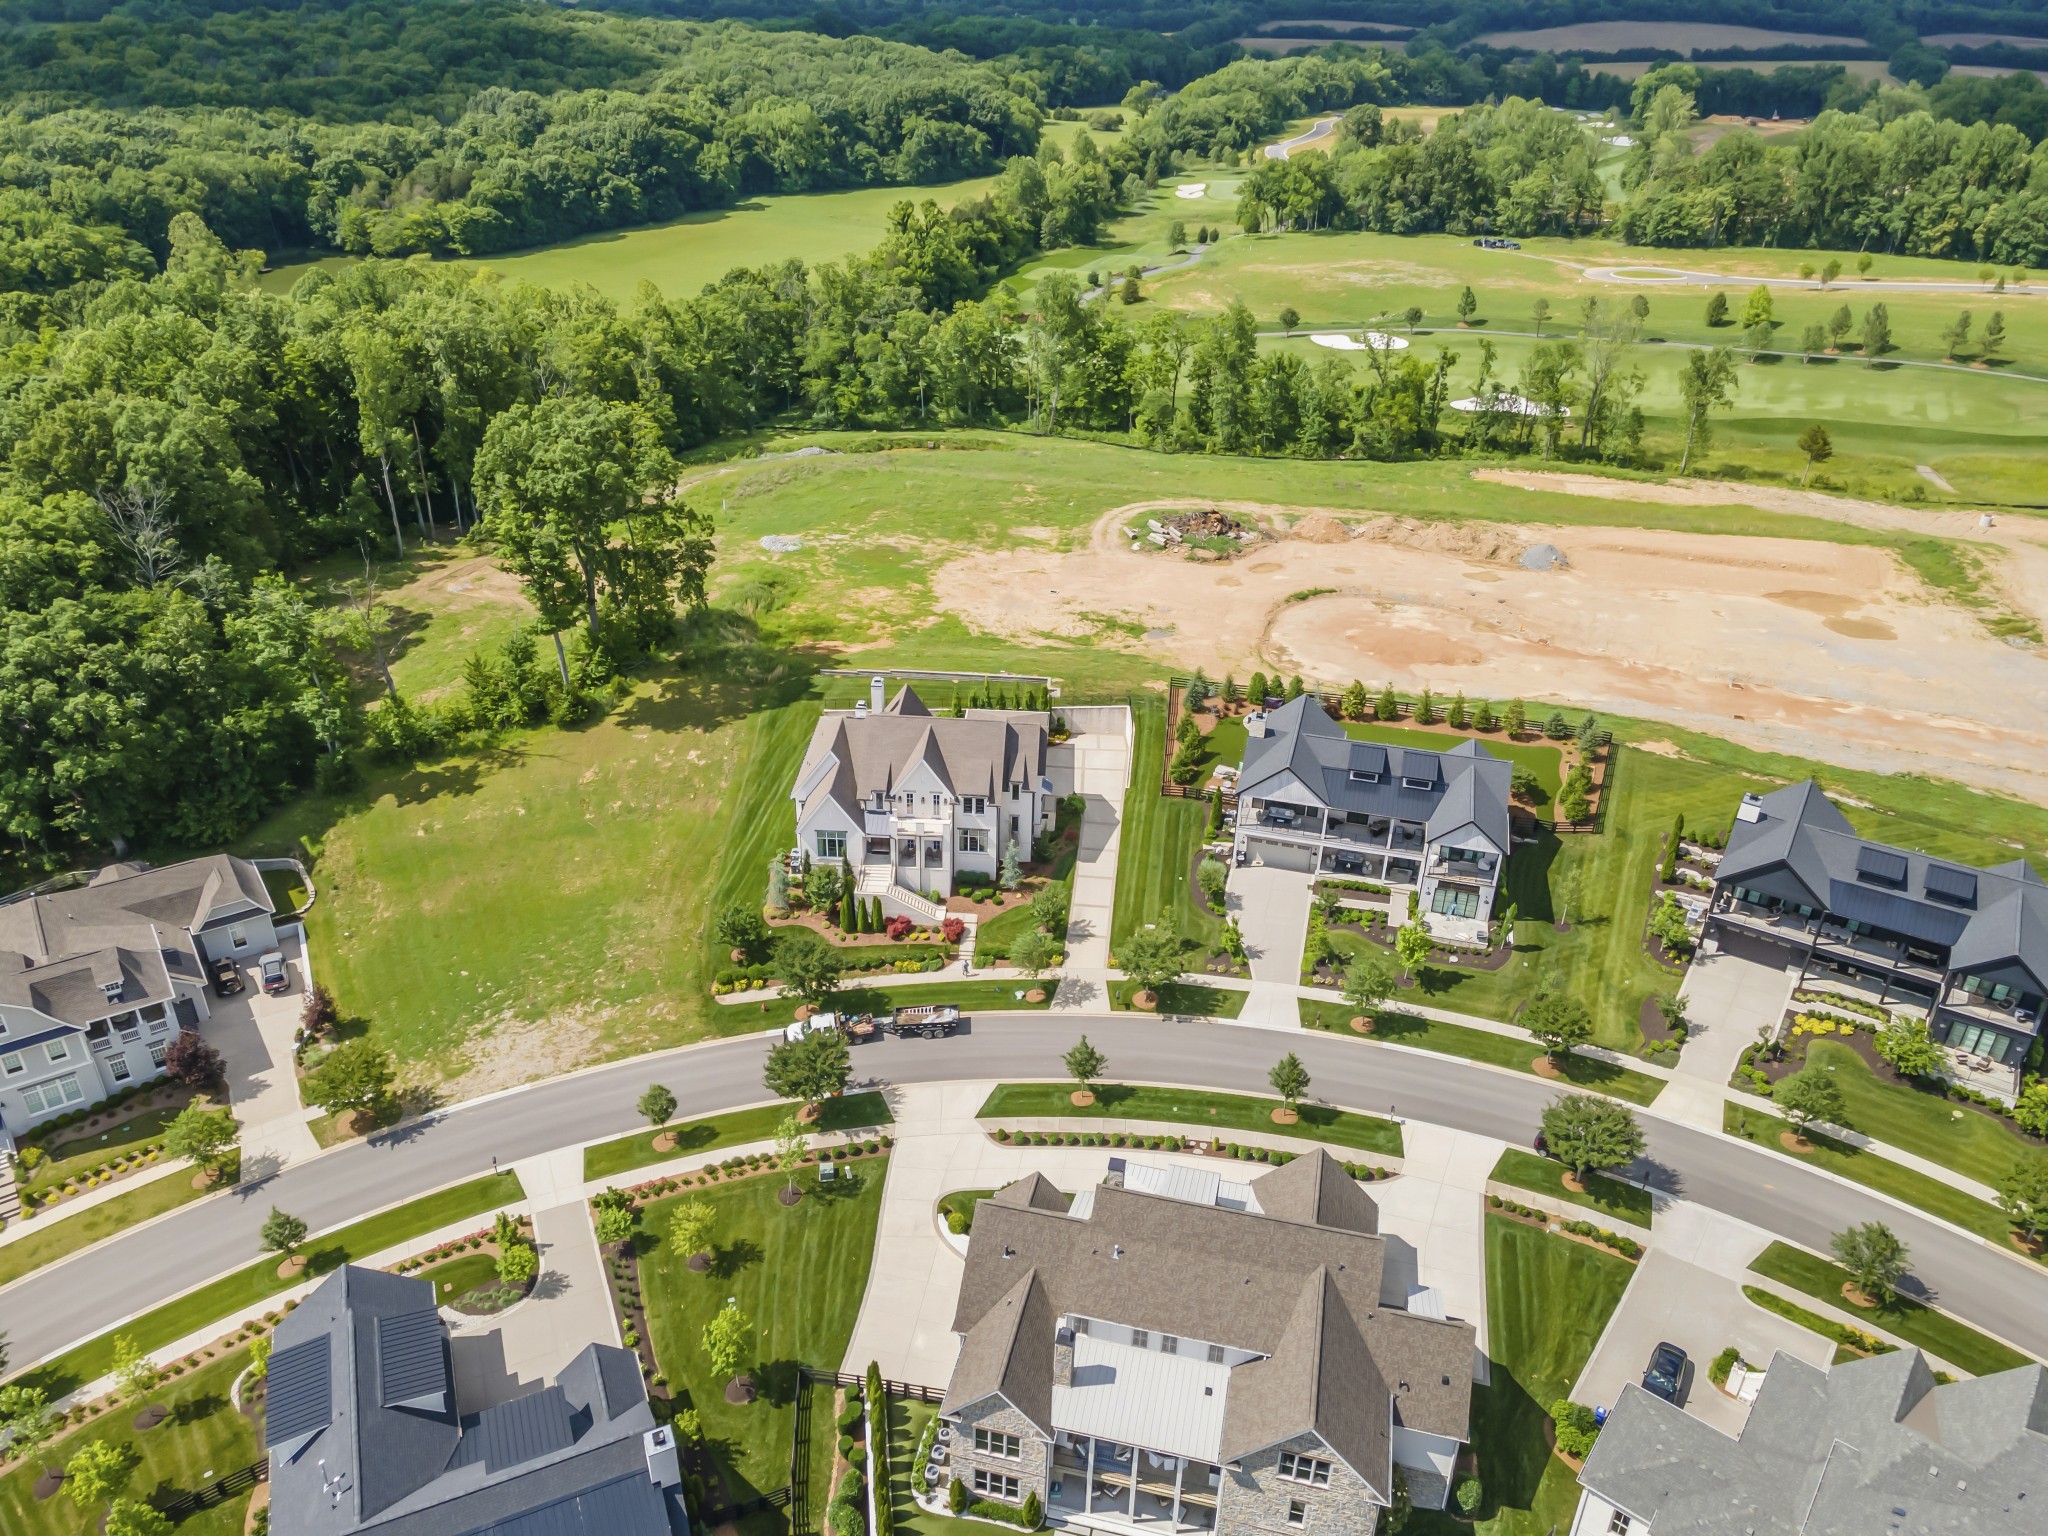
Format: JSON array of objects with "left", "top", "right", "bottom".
[
  {"left": 0, "top": 855, "right": 276, "bottom": 1136},
  {"left": 791, "top": 678, "right": 1053, "bottom": 916},
  {"left": 1232, "top": 696, "right": 1513, "bottom": 930}
]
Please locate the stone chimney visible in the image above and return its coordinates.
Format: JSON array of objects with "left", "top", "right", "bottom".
[{"left": 1054, "top": 1326, "right": 1075, "bottom": 1388}]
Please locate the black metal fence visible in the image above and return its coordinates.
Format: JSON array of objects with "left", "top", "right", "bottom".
[{"left": 159, "top": 1460, "right": 267, "bottom": 1519}]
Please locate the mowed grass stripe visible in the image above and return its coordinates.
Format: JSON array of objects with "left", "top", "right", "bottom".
[{"left": 1749, "top": 1241, "right": 2031, "bottom": 1376}]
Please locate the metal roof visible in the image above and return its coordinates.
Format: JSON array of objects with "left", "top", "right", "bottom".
[
  {"left": 1925, "top": 863, "right": 1978, "bottom": 906},
  {"left": 1856, "top": 844, "right": 1908, "bottom": 886},
  {"left": 1051, "top": 1334, "right": 1233, "bottom": 1462},
  {"left": 377, "top": 1311, "right": 449, "bottom": 1408},
  {"left": 476, "top": 1389, "right": 582, "bottom": 1475},
  {"left": 266, "top": 1336, "right": 333, "bottom": 1447}
]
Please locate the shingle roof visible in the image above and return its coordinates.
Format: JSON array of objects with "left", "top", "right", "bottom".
[
  {"left": 1718, "top": 782, "right": 2048, "bottom": 995},
  {"left": 1237, "top": 697, "right": 1511, "bottom": 852},
  {"left": 942, "top": 1268, "right": 1057, "bottom": 1433},
  {"left": 949, "top": 1160, "right": 1472, "bottom": 1446},
  {"left": 793, "top": 692, "right": 1048, "bottom": 826},
  {"left": 1240, "top": 1148, "right": 1378, "bottom": 1235},
  {"left": 1580, "top": 1350, "right": 2048, "bottom": 1535}
]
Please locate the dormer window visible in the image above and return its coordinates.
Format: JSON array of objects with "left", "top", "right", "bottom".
[
  {"left": 1348, "top": 770, "right": 1379, "bottom": 783},
  {"left": 101, "top": 980, "right": 124, "bottom": 1003},
  {"left": 1402, "top": 776, "right": 1432, "bottom": 790}
]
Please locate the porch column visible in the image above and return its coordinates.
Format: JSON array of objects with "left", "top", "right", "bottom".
[
  {"left": 1084, "top": 1440, "right": 1096, "bottom": 1514},
  {"left": 1128, "top": 1458, "right": 1138, "bottom": 1519},
  {"left": 1172, "top": 1462, "right": 1185, "bottom": 1528},
  {"left": 1877, "top": 968, "right": 1893, "bottom": 1006}
]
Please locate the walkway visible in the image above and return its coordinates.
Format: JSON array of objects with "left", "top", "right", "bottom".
[{"left": 1053, "top": 728, "right": 1132, "bottom": 1012}]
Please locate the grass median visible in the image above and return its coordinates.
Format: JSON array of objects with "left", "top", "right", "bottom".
[
  {"left": 1741, "top": 1283, "right": 1896, "bottom": 1367},
  {"left": 0, "top": 1167, "right": 224, "bottom": 1290},
  {"left": 1301, "top": 998, "right": 1667, "bottom": 1106},
  {"left": 1489, "top": 1148, "right": 1654, "bottom": 1227},
  {"left": 583, "top": 1091, "right": 893, "bottom": 1182},
  {"left": 1748, "top": 1241, "right": 2031, "bottom": 1377},
  {"left": 1108, "top": 979, "right": 1248, "bottom": 1017},
  {"left": 11, "top": 1169, "right": 523, "bottom": 1399},
  {"left": 1723, "top": 1102, "right": 2040, "bottom": 1260},
  {"left": 978, "top": 1082, "right": 1403, "bottom": 1157}
]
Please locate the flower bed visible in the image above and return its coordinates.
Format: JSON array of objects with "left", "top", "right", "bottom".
[
  {"left": 987, "top": 1127, "right": 1392, "bottom": 1180},
  {"left": 1486, "top": 1195, "right": 1643, "bottom": 1260}
]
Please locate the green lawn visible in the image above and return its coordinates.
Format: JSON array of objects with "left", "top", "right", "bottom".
[
  {"left": 889, "top": 1397, "right": 990, "bottom": 1536},
  {"left": 583, "top": 1093, "right": 894, "bottom": 1182},
  {"left": 1741, "top": 1284, "right": 1896, "bottom": 1367},
  {"left": 1489, "top": 1148, "right": 1654, "bottom": 1226},
  {"left": 637, "top": 1162, "right": 887, "bottom": 1505},
  {"left": 0, "top": 1350, "right": 260, "bottom": 1536},
  {"left": 1412, "top": 1217, "right": 1635, "bottom": 1535},
  {"left": 1107, "top": 979, "right": 1248, "bottom": 1017},
  {"left": 1803, "top": 1038, "right": 2043, "bottom": 1187},
  {"left": 1748, "top": 1242, "right": 2032, "bottom": 1376},
  {"left": 972, "top": 892, "right": 1050, "bottom": 962},
  {"left": 1723, "top": 1103, "right": 2038, "bottom": 1258},
  {"left": 1338, "top": 721, "right": 1564, "bottom": 802},
  {"left": 416, "top": 1251, "right": 501, "bottom": 1306},
  {"left": 1300, "top": 1000, "right": 1667, "bottom": 1106},
  {"left": 23, "top": 1100, "right": 187, "bottom": 1195},
  {"left": 13, "top": 1170, "right": 523, "bottom": 1398},
  {"left": 977, "top": 1083, "right": 1403, "bottom": 1156},
  {"left": 1111, "top": 698, "right": 1223, "bottom": 953},
  {"left": 937, "top": 1188, "right": 998, "bottom": 1234},
  {"left": 723, "top": 976, "right": 1059, "bottom": 1033},
  {"left": 0, "top": 1171, "right": 223, "bottom": 1289}
]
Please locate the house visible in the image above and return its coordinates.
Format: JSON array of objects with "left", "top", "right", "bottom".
[
  {"left": 791, "top": 677, "right": 1053, "bottom": 915},
  {"left": 0, "top": 855, "right": 277, "bottom": 1135},
  {"left": 939, "top": 1150, "right": 1477, "bottom": 1531},
  {"left": 1232, "top": 696, "right": 1513, "bottom": 930},
  {"left": 1567, "top": 1347, "right": 2048, "bottom": 1535},
  {"left": 1707, "top": 781, "right": 2048, "bottom": 1101},
  {"left": 265, "top": 1264, "right": 690, "bottom": 1536}
]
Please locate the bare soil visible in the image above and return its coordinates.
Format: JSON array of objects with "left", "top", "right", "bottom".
[{"left": 931, "top": 486, "right": 2048, "bottom": 802}]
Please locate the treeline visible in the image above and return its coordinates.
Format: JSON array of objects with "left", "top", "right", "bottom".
[{"left": 0, "top": 6, "right": 1044, "bottom": 263}]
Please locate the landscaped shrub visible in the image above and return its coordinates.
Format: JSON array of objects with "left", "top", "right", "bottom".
[
  {"left": 1709, "top": 1346, "right": 1742, "bottom": 1387},
  {"left": 848, "top": 1445, "right": 867, "bottom": 1468},
  {"left": 1551, "top": 1400, "right": 1599, "bottom": 1459},
  {"left": 1455, "top": 1477, "right": 1483, "bottom": 1514}
]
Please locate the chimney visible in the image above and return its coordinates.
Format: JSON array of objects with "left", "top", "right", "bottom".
[
  {"left": 1054, "top": 1326, "right": 1075, "bottom": 1388},
  {"left": 1736, "top": 793, "right": 1764, "bottom": 825},
  {"left": 871, "top": 675, "right": 886, "bottom": 714},
  {"left": 644, "top": 1425, "right": 681, "bottom": 1488},
  {"left": 1245, "top": 712, "right": 1267, "bottom": 740},
  {"left": 854, "top": 699, "right": 868, "bottom": 719}
]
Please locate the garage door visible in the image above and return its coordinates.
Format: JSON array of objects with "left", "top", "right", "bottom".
[{"left": 1242, "top": 837, "right": 1315, "bottom": 873}]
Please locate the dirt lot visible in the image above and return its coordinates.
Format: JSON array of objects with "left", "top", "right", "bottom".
[{"left": 931, "top": 484, "right": 2048, "bottom": 801}]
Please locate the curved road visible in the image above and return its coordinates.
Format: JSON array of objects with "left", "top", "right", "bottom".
[
  {"left": 1265, "top": 117, "right": 1339, "bottom": 159},
  {"left": 5, "top": 1016, "right": 2045, "bottom": 1373}
]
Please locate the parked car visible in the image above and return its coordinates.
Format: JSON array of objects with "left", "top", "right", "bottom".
[
  {"left": 1642, "top": 1342, "right": 1688, "bottom": 1403},
  {"left": 257, "top": 949, "right": 290, "bottom": 995},
  {"left": 889, "top": 1003, "right": 960, "bottom": 1038},
  {"left": 210, "top": 956, "right": 244, "bottom": 997}
]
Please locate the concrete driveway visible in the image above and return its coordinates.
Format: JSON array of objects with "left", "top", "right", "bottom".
[
  {"left": 1052, "top": 731, "right": 1131, "bottom": 1010},
  {"left": 1677, "top": 945, "right": 1796, "bottom": 1086},
  {"left": 1573, "top": 1247, "right": 1833, "bottom": 1436},
  {"left": 1227, "top": 865, "right": 1314, "bottom": 1029},
  {"left": 211, "top": 929, "right": 320, "bottom": 1176}
]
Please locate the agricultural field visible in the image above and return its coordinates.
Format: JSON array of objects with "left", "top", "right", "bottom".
[
  {"left": 1472, "top": 21, "right": 1866, "bottom": 52},
  {"left": 1139, "top": 227, "right": 2048, "bottom": 503}
]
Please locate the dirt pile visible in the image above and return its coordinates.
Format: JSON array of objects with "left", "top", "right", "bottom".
[
  {"left": 1291, "top": 512, "right": 1351, "bottom": 544},
  {"left": 1350, "top": 515, "right": 1531, "bottom": 565},
  {"left": 1166, "top": 507, "right": 1252, "bottom": 539}
]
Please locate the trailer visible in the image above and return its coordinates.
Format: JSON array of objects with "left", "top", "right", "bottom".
[{"left": 888, "top": 1002, "right": 960, "bottom": 1038}]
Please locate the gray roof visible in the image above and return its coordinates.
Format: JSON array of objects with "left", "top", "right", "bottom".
[
  {"left": 948, "top": 1152, "right": 1472, "bottom": 1445},
  {"left": 1718, "top": 782, "right": 2048, "bottom": 993},
  {"left": 942, "top": 1268, "right": 1058, "bottom": 1432},
  {"left": 1249, "top": 1147, "right": 1379, "bottom": 1235},
  {"left": 269, "top": 1265, "right": 681, "bottom": 1536},
  {"left": 1580, "top": 1349, "right": 2048, "bottom": 1534},
  {"left": 1238, "top": 698, "right": 1511, "bottom": 850},
  {"left": 0, "top": 854, "right": 265, "bottom": 1028},
  {"left": 793, "top": 687, "right": 1048, "bottom": 825}
]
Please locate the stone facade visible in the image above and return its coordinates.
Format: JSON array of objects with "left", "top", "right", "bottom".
[
  {"left": 1218, "top": 1432, "right": 1382, "bottom": 1536},
  {"left": 946, "top": 1397, "right": 1049, "bottom": 1509}
]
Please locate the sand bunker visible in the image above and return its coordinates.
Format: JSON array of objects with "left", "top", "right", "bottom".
[
  {"left": 1175, "top": 183, "right": 1208, "bottom": 198},
  {"left": 931, "top": 492, "right": 2048, "bottom": 802},
  {"left": 1311, "top": 332, "right": 1409, "bottom": 351}
]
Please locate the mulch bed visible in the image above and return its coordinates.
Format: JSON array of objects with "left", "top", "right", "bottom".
[
  {"left": 1638, "top": 996, "right": 1685, "bottom": 1046},
  {"left": 1489, "top": 1201, "right": 1640, "bottom": 1263}
]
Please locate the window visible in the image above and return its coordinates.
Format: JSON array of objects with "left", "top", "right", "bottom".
[
  {"left": 1285, "top": 1502, "right": 1307, "bottom": 1527},
  {"left": 110, "top": 1056, "right": 132, "bottom": 1082},
  {"left": 229, "top": 926, "right": 247, "bottom": 949},
  {"left": 1010, "top": 816, "right": 1019, "bottom": 837},
  {"left": 973, "top": 1471, "right": 1020, "bottom": 1502},
  {"left": 1402, "top": 776, "right": 1432, "bottom": 790},
  {"left": 148, "top": 1041, "right": 168, "bottom": 1068},
  {"left": 1130, "top": 1328, "right": 1150, "bottom": 1349},
  {"left": 1347, "top": 770, "right": 1378, "bottom": 783},
  {"left": 959, "top": 832, "right": 985, "bottom": 854},
  {"left": 1071, "top": 1317, "right": 1090, "bottom": 1336},
  {"left": 1, "top": 1050, "right": 22, "bottom": 1076},
  {"left": 1277, "top": 1454, "right": 1330, "bottom": 1487},
  {"left": 1160, "top": 1335, "right": 1179, "bottom": 1355},
  {"left": 45, "top": 1038, "right": 72, "bottom": 1064},
  {"left": 1606, "top": 1512, "right": 1632, "bottom": 1535},
  {"left": 964, "top": 797, "right": 988, "bottom": 815},
  {"left": 816, "top": 832, "right": 848, "bottom": 860},
  {"left": 140, "top": 1003, "right": 167, "bottom": 1023},
  {"left": 974, "top": 1429, "right": 1021, "bottom": 1459},
  {"left": 1207, "top": 1344, "right": 1226, "bottom": 1365},
  {"left": 22, "top": 1073, "right": 83, "bottom": 1115}
]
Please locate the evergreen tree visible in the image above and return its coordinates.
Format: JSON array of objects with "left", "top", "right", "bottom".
[
  {"left": 1341, "top": 679, "right": 1369, "bottom": 720},
  {"left": 1375, "top": 683, "right": 1398, "bottom": 721},
  {"left": 1704, "top": 291, "right": 1729, "bottom": 327}
]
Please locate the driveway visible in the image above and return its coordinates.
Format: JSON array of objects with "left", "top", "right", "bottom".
[
  {"left": 1677, "top": 945, "right": 1797, "bottom": 1087},
  {"left": 1052, "top": 730, "right": 1131, "bottom": 1010},
  {"left": 1227, "top": 865, "right": 1314, "bottom": 1029},
  {"left": 1573, "top": 1246, "right": 1832, "bottom": 1436},
  {"left": 212, "top": 929, "right": 320, "bottom": 1176}
]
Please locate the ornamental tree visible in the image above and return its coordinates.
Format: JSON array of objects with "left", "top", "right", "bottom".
[
  {"left": 1775, "top": 1065, "right": 1847, "bottom": 1135},
  {"left": 164, "top": 1104, "right": 238, "bottom": 1177},
  {"left": 639, "top": 1083, "right": 678, "bottom": 1129},
  {"left": 776, "top": 1113, "right": 810, "bottom": 1198},
  {"left": 64, "top": 1439, "right": 128, "bottom": 1514},
  {"left": 1394, "top": 922, "right": 1432, "bottom": 984},
  {"left": 1524, "top": 994, "right": 1592, "bottom": 1061},
  {"left": 1997, "top": 1154, "right": 2048, "bottom": 1241},
  {"left": 304, "top": 1037, "right": 396, "bottom": 1118},
  {"left": 1064, "top": 1036, "right": 1107, "bottom": 1093},
  {"left": 260, "top": 1207, "right": 309, "bottom": 1260},
  {"left": 1269, "top": 1052, "right": 1311, "bottom": 1108},
  {"left": 764, "top": 1027, "right": 851, "bottom": 1108},
  {"left": 704, "top": 1300, "right": 755, "bottom": 1387},
  {"left": 1540, "top": 1094, "right": 1644, "bottom": 1181},
  {"left": 669, "top": 1200, "right": 716, "bottom": 1265},
  {"left": 715, "top": 905, "right": 770, "bottom": 959},
  {"left": 778, "top": 937, "right": 845, "bottom": 1013},
  {"left": 1342, "top": 955, "right": 1394, "bottom": 1019},
  {"left": 1116, "top": 925, "right": 1184, "bottom": 1001},
  {"left": 1830, "top": 1221, "right": 1908, "bottom": 1303}
]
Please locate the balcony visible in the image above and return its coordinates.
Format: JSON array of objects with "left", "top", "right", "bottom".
[
  {"left": 1939, "top": 989, "right": 2041, "bottom": 1032},
  {"left": 1811, "top": 926, "right": 1946, "bottom": 982},
  {"left": 1428, "top": 850, "right": 1500, "bottom": 880}
]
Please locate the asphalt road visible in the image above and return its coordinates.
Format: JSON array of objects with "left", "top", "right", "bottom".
[{"left": 6, "top": 1015, "right": 2045, "bottom": 1374}]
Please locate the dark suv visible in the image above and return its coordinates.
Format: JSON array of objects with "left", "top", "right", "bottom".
[
  {"left": 1642, "top": 1342, "right": 1688, "bottom": 1403},
  {"left": 210, "top": 956, "right": 245, "bottom": 997}
]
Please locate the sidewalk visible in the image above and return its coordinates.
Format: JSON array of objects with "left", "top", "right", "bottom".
[
  {"left": 0, "top": 1156, "right": 193, "bottom": 1250},
  {"left": 1054, "top": 727, "right": 1132, "bottom": 1011}
]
